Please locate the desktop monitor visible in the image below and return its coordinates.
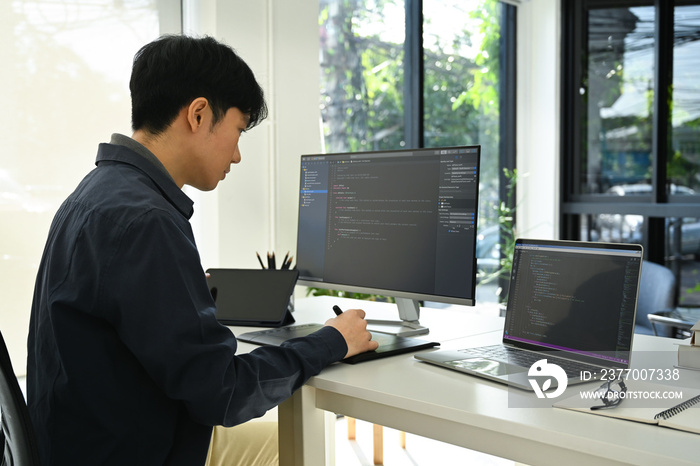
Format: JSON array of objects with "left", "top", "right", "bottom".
[{"left": 295, "top": 146, "right": 481, "bottom": 336}]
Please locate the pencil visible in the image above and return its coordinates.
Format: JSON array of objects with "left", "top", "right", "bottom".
[{"left": 256, "top": 252, "right": 266, "bottom": 269}]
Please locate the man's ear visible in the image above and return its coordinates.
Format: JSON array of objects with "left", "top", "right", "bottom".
[{"left": 187, "top": 97, "right": 209, "bottom": 132}]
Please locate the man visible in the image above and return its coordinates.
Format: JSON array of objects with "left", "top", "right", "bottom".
[{"left": 27, "top": 34, "right": 378, "bottom": 465}]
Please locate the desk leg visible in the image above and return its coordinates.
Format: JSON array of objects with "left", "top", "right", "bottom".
[{"left": 278, "top": 385, "right": 334, "bottom": 466}]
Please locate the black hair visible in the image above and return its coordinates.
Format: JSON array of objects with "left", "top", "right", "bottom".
[{"left": 130, "top": 35, "right": 268, "bottom": 134}]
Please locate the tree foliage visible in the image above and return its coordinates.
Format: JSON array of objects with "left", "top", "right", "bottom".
[{"left": 319, "top": 0, "right": 504, "bottom": 226}]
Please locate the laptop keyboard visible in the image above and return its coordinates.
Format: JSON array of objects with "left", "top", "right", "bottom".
[{"left": 458, "top": 345, "right": 601, "bottom": 378}]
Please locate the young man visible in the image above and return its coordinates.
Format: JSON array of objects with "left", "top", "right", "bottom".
[{"left": 27, "top": 35, "right": 378, "bottom": 465}]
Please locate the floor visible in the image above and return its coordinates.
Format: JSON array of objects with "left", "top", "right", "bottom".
[{"left": 334, "top": 416, "right": 515, "bottom": 466}]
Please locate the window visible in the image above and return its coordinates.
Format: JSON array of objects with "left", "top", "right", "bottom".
[
  {"left": 319, "top": 0, "right": 406, "bottom": 152},
  {"left": 562, "top": 1, "right": 700, "bottom": 306},
  {"left": 319, "top": 0, "right": 517, "bottom": 302},
  {"left": 0, "top": 0, "right": 179, "bottom": 369}
]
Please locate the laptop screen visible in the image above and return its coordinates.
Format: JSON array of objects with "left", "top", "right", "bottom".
[{"left": 503, "top": 239, "right": 643, "bottom": 366}]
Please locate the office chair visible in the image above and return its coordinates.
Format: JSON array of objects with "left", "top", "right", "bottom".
[
  {"left": 636, "top": 260, "right": 677, "bottom": 337},
  {"left": 0, "top": 330, "right": 41, "bottom": 465}
]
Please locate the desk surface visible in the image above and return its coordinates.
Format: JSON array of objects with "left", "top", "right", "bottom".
[{"left": 232, "top": 296, "right": 700, "bottom": 466}]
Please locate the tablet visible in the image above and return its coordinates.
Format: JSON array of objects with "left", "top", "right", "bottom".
[
  {"left": 238, "top": 323, "right": 439, "bottom": 364},
  {"left": 206, "top": 268, "right": 298, "bottom": 327}
]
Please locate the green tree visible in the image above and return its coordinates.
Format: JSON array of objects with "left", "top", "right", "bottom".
[{"left": 320, "top": 0, "right": 404, "bottom": 153}]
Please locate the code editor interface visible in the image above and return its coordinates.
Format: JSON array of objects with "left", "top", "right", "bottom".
[
  {"left": 297, "top": 148, "right": 480, "bottom": 299},
  {"left": 504, "top": 245, "right": 640, "bottom": 360}
]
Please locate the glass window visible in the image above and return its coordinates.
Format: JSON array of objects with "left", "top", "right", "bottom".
[
  {"left": 423, "top": 0, "right": 503, "bottom": 243},
  {"left": 563, "top": 1, "right": 700, "bottom": 308},
  {"left": 580, "top": 213, "right": 700, "bottom": 307},
  {"left": 670, "top": 5, "right": 700, "bottom": 195},
  {"left": 584, "top": 6, "right": 655, "bottom": 195},
  {"left": 668, "top": 216, "right": 700, "bottom": 307},
  {"left": 423, "top": 0, "right": 500, "bottom": 149},
  {"left": 583, "top": 212, "right": 644, "bottom": 245},
  {"left": 0, "top": 0, "right": 173, "bottom": 369},
  {"left": 319, "top": 0, "right": 406, "bottom": 153}
]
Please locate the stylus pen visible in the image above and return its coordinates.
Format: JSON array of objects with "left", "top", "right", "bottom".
[{"left": 332, "top": 305, "right": 343, "bottom": 316}]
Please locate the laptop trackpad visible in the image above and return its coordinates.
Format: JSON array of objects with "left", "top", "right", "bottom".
[{"left": 447, "top": 358, "right": 527, "bottom": 377}]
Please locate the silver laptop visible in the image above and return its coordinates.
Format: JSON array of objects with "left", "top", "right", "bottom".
[{"left": 416, "top": 239, "right": 643, "bottom": 390}]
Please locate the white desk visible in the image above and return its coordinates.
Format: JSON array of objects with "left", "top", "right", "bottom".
[{"left": 233, "top": 296, "right": 700, "bottom": 466}]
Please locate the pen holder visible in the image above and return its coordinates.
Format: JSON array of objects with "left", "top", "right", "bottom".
[
  {"left": 256, "top": 251, "right": 295, "bottom": 312},
  {"left": 256, "top": 251, "right": 294, "bottom": 271}
]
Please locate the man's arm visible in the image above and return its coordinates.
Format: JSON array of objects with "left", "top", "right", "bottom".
[{"left": 104, "top": 210, "right": 375, "bottom": 427}]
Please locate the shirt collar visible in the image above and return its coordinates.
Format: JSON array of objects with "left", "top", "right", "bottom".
[
  {"left": 109, "top": 133, "right": 174, "bottom": 181},
  {"left": 96, "top": 134, "right": 195, "bottom": 219}
]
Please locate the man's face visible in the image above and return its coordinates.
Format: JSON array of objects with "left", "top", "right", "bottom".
[{"left": 191, "top": 107, "right": 248, "bottom": 191}]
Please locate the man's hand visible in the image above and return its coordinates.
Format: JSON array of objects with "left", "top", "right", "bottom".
[{"left": 325, "top": 308, "right": 379, "bottom": 359}]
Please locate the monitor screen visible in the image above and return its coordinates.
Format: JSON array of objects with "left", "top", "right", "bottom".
[{"left": 295, "top": 146, "right": 481, "bottom": 334}]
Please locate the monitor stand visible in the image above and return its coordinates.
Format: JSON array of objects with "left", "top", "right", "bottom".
[{"left": 365, "top": 297, "right": 429, "bottom": 337}]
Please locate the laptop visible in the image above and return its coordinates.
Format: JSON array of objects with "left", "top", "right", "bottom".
[{"left": 415, "top": 239, "right": 643, "bottom": 390}]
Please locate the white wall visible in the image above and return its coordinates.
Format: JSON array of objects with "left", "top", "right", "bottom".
[
  {"left": 516, "top": 0, "right": 560, "bottom": 240},
  {"left": 186, "top": 0, "right": 322, "bottom": 271},
  {"left": 1, "top": 0, "right": 180, "bottom": 375}
]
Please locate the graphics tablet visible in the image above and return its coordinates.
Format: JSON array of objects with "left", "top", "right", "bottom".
[{"left": 238, "top": 323, "right": 439, "bottom": 364}]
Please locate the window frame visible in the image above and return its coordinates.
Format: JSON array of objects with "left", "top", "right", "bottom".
[{"left": 560, "top": 0, "right": 700, "bottom": 266}]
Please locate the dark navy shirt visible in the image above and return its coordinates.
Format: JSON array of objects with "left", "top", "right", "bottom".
[{"left": 27, "top": 136, "right": 347, "bottom": 465}]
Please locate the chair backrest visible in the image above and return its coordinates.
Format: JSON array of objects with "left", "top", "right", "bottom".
[
  {"left": 0, "top": 330, "right": 41, "bottom": 465},
  {"left": 636, "top": 260, "right": 677, "bottom": 335}
]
